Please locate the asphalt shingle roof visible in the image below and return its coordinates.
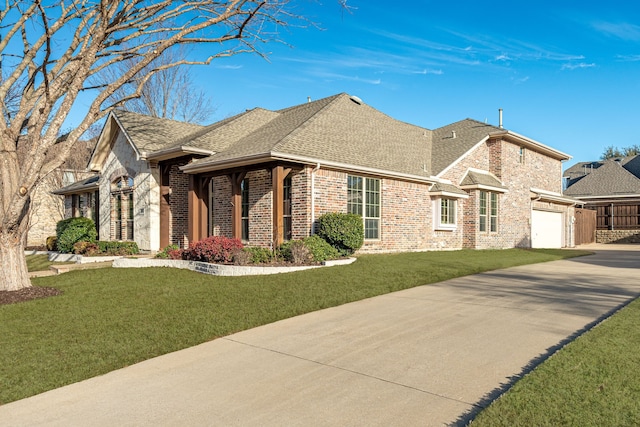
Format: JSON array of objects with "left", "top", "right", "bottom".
[
  {"left": 431, "top": 119, "right": 501, "bottom": 175},
  {"left": 460, "top": 170, "right": 506, "bottom": 189},
  {"left": 188, "top": 93, "right": 433, "bottom": 177},
  {"left": 113, "top": 110, "right": 204, "bottom": 152},
  {"left": 564, "top": 159, "right": 640, "bottom": 197},
  {"left": 108, "top": 94, "right": 558, "bottom": 185}
]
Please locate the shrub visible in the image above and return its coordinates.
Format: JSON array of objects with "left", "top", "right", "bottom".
[
  {"left": 156, "top": 244, "right": 181, "bottom": 259},
  {"left": 232, "top": 248, "right": 251, "bottom": 266},
  {"left": 243, "top": 247, "right": 275, "bottom": 264},
  {"left": 45, "top": 236, "right": 57, "bottom": 251},
  {"left": 302, "top": 235, "right": 341, "bottom": 262},
  {"left": 316, "top": 212, "right": 364, "bottom": 255},
  {"left": 183, "top": 236, "right": 243, "bottom": 264},
  {"left": 97, "top": 241, "right": 139, "bottom": 256},
  {"left": 278, "top": 240, "right": 312, "bottom": 264},
  {"left": 56, "top": 217, "right": 97, "bottom": 253},
  {"left": 72, "top": 241, "right": 100, "bottom": 256}
]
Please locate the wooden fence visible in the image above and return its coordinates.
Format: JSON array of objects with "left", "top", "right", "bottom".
[{"left": 574, "top": 208, "right": 596, "bottom": 245}]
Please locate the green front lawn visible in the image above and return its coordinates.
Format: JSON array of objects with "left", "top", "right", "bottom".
[
  {"left": 471, "top": 297, "right": 640, "bottom": 426},
  {"left": 1, "top": 249, "right": 588, "bottom": 405},
  {"left": 26, "top": 254, "right": 73, "bottom": 272}
]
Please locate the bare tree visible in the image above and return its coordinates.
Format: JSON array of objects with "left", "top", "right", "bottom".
[
  {"left": 0, "top": 0, "right": 303, "bottom": 291},
  {"left": 101, "top": 45, "right": 215, "bottom": 124}
]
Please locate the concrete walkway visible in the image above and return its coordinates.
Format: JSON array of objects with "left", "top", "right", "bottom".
[{"left": 2, "top": 244, "right": 639, "bottom": 426}]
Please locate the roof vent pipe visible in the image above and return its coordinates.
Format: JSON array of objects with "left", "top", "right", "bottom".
[
  {"left": 307, "top": 96, "right": 311, "bottom": 103},
  {"left": 499, "top": 108, "right": 503, "bottom": 129},
  {"left": 452, "top": 131, "right": 456, "bottom": 139}
]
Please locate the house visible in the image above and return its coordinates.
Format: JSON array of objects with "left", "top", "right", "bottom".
[
  {"left": 55, "top": 93, "right": 576, "bottom": 252},
  {"left": 27, "top": 140, "right": 95, "bottom": 247},
  {"left": 564, "top": 155, "right": 640, "bottom": 243}
]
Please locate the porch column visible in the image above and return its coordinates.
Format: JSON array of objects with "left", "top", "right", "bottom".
[
  {"left": 272, "top": 166, "right": 292, "bottom": 247},
  {"left": 159, "top": 164, "right": 171, "bottom": 248},
  {"left": 188, "top": 175, "right": 209, "bottom": 244},
  {"left": 229, "top": 172, "right": 246, "bottom": 240}
]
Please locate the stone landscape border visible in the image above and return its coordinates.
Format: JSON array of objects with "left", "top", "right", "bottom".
[{"left": 112, "top": 257, "right": 356, "bottom": 277}]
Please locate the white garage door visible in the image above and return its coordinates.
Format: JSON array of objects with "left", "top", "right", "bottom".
[{"left": 531, "top": 210, "right": 563, "bottom": 248}]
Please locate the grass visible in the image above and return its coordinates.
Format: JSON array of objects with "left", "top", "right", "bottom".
[
  {"left": 471, "top": 297, "right": 640, "bottom": 426},
  {"left": 1, "top": 248, "right": 588, "bottom": 405},
  {"left": 25, "top": 254, "right": 72, "bottom": 272}
]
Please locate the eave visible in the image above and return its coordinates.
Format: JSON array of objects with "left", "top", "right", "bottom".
[
  {"left": 489, "top": 130, "right": 571, "bottom": 161},
  {"left": 181, "top": 151, "right": 439, "bottom": 185},
  {"left": 142, "top": 146, "right": 215, "bottom": 162},
  {"left": 530, "top": 188, "right": 578, "bottom": 205}
]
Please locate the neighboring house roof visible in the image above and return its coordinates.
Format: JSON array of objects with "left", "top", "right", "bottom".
[
  {"left": 564, "top": 159, "right": 640, "bottom": 198},
  {"left": 52, "top": 175, "right": 100, "bottom": 195}
]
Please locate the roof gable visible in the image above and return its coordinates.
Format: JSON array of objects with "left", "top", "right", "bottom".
[{"left": 431, "top": 119, "right": 499, "bottom": 175}]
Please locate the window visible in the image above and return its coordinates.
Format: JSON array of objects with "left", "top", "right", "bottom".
[
  {"left": 490, "top": 192, "right": 498, "bottom": 232},
  {"left": 435, "top": 198, "right": 457, "bottom": 230},
  {"left": 348, "top": 175, "right": 380, "bottom": 239},
  {"left": 241, "top": 179, "right": 249, "bottom": 241},
  {"left": 111, "top": 175, "right": 134, "bottom": 241},
  {"left": 283, "top": 176, "right": 292, "bottom": 241},
  {"left": 519, "top": 147, "right": 526, "bottom": 164},
  {"left": 479, "top": 191, "right": 499, "bottom": 232}
]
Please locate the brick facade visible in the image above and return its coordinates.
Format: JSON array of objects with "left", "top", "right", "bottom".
[
  {"left": 442, "top": 138, "right": 573, "bottom": 249},
  {"left": 168, "top": 162, "right": 189, "bottom": 248}
]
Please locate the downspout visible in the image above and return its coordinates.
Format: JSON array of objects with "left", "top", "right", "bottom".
[{"left": 311, "top": 163, "right": 320, "bottom": 234}]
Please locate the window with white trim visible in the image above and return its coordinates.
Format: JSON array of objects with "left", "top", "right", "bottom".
[
  {"left": 479, "top": 191, "right": 499, "bottom": 232},
  {"left": 347, "top": 175, "right": 380, "bottom": 239},
  {"left": 435, "top": 198, "right": 457, "bottom": 230}
]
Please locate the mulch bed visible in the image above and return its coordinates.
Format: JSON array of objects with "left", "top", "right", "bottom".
[{"left": 0, "top": 287, "right": 63, "bottom": 306}]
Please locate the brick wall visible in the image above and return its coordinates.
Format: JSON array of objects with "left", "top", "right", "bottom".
[
  {"left": 442, "top": 138, "right": 572, "bottom": 249},
  {"left": 169, "top": 162, "right": 189, "bottom": 248}
]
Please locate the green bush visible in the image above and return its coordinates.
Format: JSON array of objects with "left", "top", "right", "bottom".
[
  {"left": 278, "top": 240, "right": 312, "bottom": 264},
  {"left": 45, "top": 236, "right": 57, "bottom": 251},
  {"left": 97, "top": 241, "right": 139, "bottom": 256},
  {"left": 244, "top": 247, "right": 275, "bottom": 264},
  {"left": 303, "top": 235, "right": 341, "bottom": 262},
  {"left": 72, "top": 241, "right": 100, "bottom": 256},
  {"left": 56, "top": 217, "right": 97, "bottom": 253},
  {"left": 316, "top": 212, "right": 364, "bottom": 255},
  {"left": 156, "top": 244, "right": 181, "bottom": 259}
]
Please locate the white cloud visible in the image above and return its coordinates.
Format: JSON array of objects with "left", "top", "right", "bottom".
[
  {"left": 592, "top": 21, "right": 640, "bottom": 41},
  {"left": 216, "top": 65, "right": 243, "bottom": 70},
  {"left": 615, "top": 54, "right": 640, "bottom": 62},
  {"left": 561, "top": 62, "right": 596, "bottom": 70},
  {"left": 413, "top": 69, "right": 444, "bottom": 75}
]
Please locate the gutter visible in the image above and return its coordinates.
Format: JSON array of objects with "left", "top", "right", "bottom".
[
  {"left": 141, "top": 146, "right": 215, "bottom": 162},
  {"left": 181, "top": 151, "right": 440, "bottom": 185}
]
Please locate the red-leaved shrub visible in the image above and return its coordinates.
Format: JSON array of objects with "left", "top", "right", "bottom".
[{"left": 183, "top": 236, "right": 243, "bottom": 263}]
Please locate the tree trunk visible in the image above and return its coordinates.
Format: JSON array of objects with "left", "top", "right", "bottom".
[{"left": 0, "top": 228, "right": 31, "bottom": 291}]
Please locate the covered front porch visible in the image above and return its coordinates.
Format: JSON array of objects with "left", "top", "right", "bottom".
[{"left": 169, "top": 163, "right": 309, "bottom": 249}]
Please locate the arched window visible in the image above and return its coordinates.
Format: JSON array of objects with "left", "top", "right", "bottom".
[{"left": 111, "top": 176, "right": 134, "bottom": 240}]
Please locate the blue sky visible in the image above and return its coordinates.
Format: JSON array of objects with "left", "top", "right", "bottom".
[{"left": 184, "top": 0, "right": 640, "bottom": 169}]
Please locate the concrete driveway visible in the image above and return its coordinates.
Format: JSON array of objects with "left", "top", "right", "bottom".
[{"left": 1, "top": 244, "right": 639, "bottom": 426}]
